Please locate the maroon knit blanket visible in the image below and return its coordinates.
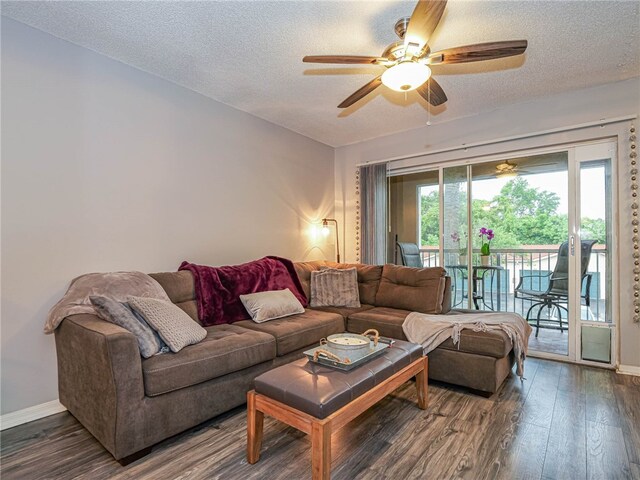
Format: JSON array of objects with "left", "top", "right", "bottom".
[{"left": 178, "top": 256, "right": 307, "bottom": 326}]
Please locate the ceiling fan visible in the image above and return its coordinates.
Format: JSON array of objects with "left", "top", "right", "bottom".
[
  {"left": 495, "top": 160, "right": 521, "bottom": 178},
  {"left": 303, "top": 0, "right": 527, "bottom": 109},
  {"left": 493, "top": 159, "right": 560, "bottom": 178}
]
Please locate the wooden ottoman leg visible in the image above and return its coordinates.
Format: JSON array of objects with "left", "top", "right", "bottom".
[
  {"left": 415, "top": 356, "right": 429, "bottom": 409},
  {"left": 247, "top": 391, "right": 264, "bottom": 464},
  {"left": 311, "top": 421, "right": 331, "bottom": 480}
]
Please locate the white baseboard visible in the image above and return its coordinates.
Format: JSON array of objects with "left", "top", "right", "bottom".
[
  {"left": 0, "top": 400, "right": 67, "bottom": 431},
  {"left": 617, "top": 364, "right": 640, "bottom": 376}
]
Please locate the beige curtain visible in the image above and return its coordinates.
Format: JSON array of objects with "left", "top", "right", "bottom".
[{"left": 360, "top": 163, "right": 388, "bottom": 265}]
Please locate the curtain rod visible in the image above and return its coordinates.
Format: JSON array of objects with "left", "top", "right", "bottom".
[{"left": 356, "top": 114, "right": 637, "bottom": 167}]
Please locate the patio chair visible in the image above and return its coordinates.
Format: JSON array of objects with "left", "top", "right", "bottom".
[
  {"left": 397, "top": 242, "right": 423, "bottom": 268},
  {"left": 515, "top": 239, "right": 597, "bottom": 337}
]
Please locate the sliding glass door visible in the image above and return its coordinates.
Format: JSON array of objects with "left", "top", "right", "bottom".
[
  {"left": 387, "top": 139, "right": 616, "bottom": 365},
  {"left": 441, "top": 166, "right": 471, "bottom": 308},
  {"left": 388, "top": 170, "right": 439, "bottom": 265},
  {"left": 470, "top": 153, "right": 572, "bottom": 356},
  {"left": 574, "top": 142, "right": 615, "bottom": 364}
]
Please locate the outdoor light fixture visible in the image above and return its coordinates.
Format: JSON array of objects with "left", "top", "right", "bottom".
[
  {"left": 322, "top": 218, "right": 341, "bottom": 263},
  {"left": 381, "top": 61, "right": 431, "bottom": 92}
]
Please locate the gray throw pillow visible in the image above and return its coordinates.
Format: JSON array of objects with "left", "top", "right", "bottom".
[
  {"left": 240, "top": 289, "right": 305, "bottom": 323},
  {"left": 310, "top": 267, "right": 361, "bottom": 308},
  {"left": 90, "top": 295, "right": 164, "bottom": 358},
  {"left": 128, "top": 296, "right": 207, "bottom": 353}
]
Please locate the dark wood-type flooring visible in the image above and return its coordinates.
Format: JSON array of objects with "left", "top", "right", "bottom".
[
  {"left": 528, "top": 327, "right": 569, "bottom": 356},
  {"left": 2, "top": 358, "right": 639, "bottom": 480}
]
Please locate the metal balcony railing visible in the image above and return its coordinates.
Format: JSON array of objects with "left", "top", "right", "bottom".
[{"left": 417, "top": 246, "right": 609, "bottom": 322}]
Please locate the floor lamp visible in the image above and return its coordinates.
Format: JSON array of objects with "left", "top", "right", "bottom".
[{"left": 322, "top": 218, "right": 340, "bottom": 263}]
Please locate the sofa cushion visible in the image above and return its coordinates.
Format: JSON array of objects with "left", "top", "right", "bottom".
[
  {"left": 235, "top": 309, "right": 344, "bottom": 356},
  {"left": 436, "top": 329, "right": 512, "bottom": 358},
  {"left": 347, "top": 307, "right": 411, "bottom": 340},
  {"left": 149, "top": 271, "right": 195, "bottom": 303},
  {"left": 176, "top": 300, "right": 199, "bottom": 322},
  {"left": 149, "top": 271, "right": 200, "bottom": 322},
  {"left": 141, "top": 324, "right": 276, "bottom": 396},
  {"left": 347, "top": 307, "right": 513, "bottom": 358},
  {"left": 375, "top": 264, "right": 446, "bottom": 314},
  {"left": 293, "top": 260, "right": 329, "bottom": 299},
  {"left": 325, "top": 262, "right": 383, "bottom": 305},
  {"left": 311, "top": 304, "right": 375, "bottom": 321}
]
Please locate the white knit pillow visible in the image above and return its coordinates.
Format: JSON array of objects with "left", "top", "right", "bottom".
[
  {"left": 240, "top": 289, "right": 305, "bottom": 323},
  {"left": 128, "top": 296, "right": 206, "bottom": 353}
]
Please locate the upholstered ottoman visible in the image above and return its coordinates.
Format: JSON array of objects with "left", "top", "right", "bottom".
[{"left": 246, "top": 340, "right": 427, "bottom": 479}]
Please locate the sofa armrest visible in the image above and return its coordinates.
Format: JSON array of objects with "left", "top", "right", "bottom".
[{"left": 55, "top": 314, "right": 145, "bottom": 459}]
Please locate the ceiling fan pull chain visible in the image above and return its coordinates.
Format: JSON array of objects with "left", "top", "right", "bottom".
[{"left": 427, "top": 80, "right": 432, "bottom": 126}]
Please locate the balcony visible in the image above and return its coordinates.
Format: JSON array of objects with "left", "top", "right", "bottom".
[{"left": 420, "top": 245, "right": 609, "bottom": 325}]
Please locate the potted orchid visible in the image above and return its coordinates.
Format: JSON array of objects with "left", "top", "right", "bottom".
[
  {"left": 451, "top": 231, "right": 467, "bottom": 264},
  {"left": 478, "top": 227, "right": 494, "bottom": 266}
]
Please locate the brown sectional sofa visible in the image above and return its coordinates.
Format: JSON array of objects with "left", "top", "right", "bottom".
[{"left": 54, "top": 261, "right": 514, "bottom": 463}]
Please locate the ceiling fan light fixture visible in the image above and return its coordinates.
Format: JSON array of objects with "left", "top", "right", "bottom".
[
  {"left": 381, "top": 61, "right": 431, "bottom": 92},
  {"left": 495, "top": 160, "right": 518, "bottom": 178},
  {"left": 303, "top": 1, "right": 528, "bottom": 110}
]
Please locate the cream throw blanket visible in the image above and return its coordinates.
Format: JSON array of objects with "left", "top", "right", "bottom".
[
  {"left": 45, "top": 271, "right": 171, "bottom": 334},
  {"left": 402, "top": 312, "right": 532, "bottom": 378}
]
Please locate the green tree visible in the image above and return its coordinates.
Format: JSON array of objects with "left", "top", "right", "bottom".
[
  {"left": 472, "top": 177, "right": 569, "bottom": 248},
  {"left": 420, "top": 177, "right": 573, "bottom": 248},
  {"left": 420, "top": 190, "right": 440, "bottom": 246},
  {"left": 581, "top": 218, "right": 606, "bottom": 243},
  {"left": 471, "top": 199, "right": 521, "bottom": 248}
]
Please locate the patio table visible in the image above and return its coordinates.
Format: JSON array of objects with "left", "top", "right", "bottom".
[{"left": 445, "top": 265, "right": 504, "bottom": 311}]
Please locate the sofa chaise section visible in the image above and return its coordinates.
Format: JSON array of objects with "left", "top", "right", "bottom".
[
  {"left": 346, "top": 306, "right": 514, "bottom": 393},
  {"left": 296, "top": 261, "right": 514, "bottom": 394}
]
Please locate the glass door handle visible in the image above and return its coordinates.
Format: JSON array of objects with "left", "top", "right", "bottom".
[{"left": 570, "top": 235, "right": 575, "bottom": 256}]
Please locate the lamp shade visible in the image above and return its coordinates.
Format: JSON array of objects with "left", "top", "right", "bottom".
[
  {"left": 496, "top": 170, "right": 518, "bottom": 178},
  {"left": 381, "top": 62, "right": 431, "bottom": 92}
]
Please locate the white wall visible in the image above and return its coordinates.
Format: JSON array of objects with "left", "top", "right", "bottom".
[
  {"left": 336, "top": 77, "right": 640, "bottom": 369},
  {"left": 0, "top": 18, "right": 335, "bottom": 415}
]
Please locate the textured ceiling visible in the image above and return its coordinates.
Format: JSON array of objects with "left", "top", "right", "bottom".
[{"left": 2, "top": 1, "right": 639, "bottom": 147}]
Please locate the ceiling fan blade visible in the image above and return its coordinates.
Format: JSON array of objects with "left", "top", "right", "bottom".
[
  {"left": 429, "top": 40, "right": 528, "bottom": 64},
  {"left": 338, "top": 76, "right": 383, "bottom": 108},
  {"left": 417, "top": 78, "right": 447, "bottom": 106},
  {"left": 404, "top": 0, "right": 447, "bottom": 51},
  {"left": 303, "top": 55, "right": 386, "bottom": 65}
]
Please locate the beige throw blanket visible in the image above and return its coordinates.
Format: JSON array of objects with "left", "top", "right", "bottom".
[
  {"left": 45, "top": 271, "right": 171, "bottom": 334},
  {"left": 402, "top": 312, "right": 532, "bottom": 378}
]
